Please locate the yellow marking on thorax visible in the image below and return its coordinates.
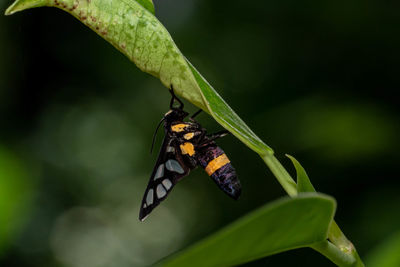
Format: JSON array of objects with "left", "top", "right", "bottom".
[
  {"left": 180, "top": 142, "right": 195, "bottom": 156},
  {"left": 205, "top": 154, "right": 230, "bottom": 176},
  {"left": 184, "top": 132, "right": 195, "bottom": 140},
  {"left": 171, "top": 123, "right": 187, "bottom": 132}
]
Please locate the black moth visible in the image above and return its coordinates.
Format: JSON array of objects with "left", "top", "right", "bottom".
[{"left": 139, "top": 88, "right": 241, "bottom": 221}]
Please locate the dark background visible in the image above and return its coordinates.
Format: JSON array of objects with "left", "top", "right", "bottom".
[{"left": 1, "top": 0, "right": 399, "bottom": 266}]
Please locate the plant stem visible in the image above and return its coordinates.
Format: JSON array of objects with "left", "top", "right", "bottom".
[
  {"left": 311, "top": 241, "right": 356, "bottom": 267},
  {"left": 328, "top": 221, "right": 364, "bottom": 266},
  {"left": 261, "top": 153, "right": 297, "bottom": 197},
  {"left": 261, "top": 153, "right": 365, "bottom": 267}
]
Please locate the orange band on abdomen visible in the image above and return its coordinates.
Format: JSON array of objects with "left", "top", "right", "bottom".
[{"left": 205, "top": 154, "right": 230, "bottom": 175}]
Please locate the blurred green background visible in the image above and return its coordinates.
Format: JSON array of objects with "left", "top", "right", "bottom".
[{"left": 1, "top": 0, "right": 400, "bottom": 266}]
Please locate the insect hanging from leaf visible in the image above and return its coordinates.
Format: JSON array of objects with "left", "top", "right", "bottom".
[{"left": 139, "top": 87, "right": 241, "bottom": 221}]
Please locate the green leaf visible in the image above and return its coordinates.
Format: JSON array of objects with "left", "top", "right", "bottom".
[
  {"left": 158, "top": 193, "right": 336, "bottom": 267},
  {"left": 365, "top": 231, "right": 400, "bottom": 267},
  {"left": 286, "top": 154, "right": 316, "bottom": 193},
  {"left": 5, "top": 0, "right": 272, "bottom": 155}
]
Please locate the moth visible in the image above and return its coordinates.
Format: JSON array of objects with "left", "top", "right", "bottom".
[{"left": 139, "top": 88, "right": 241, "bottom": 221}]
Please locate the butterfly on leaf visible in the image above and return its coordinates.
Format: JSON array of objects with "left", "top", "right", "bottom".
[{"left": 139, "top": 87, "right": 241, "bottom": 221}]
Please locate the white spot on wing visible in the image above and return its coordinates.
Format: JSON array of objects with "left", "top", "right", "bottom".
[
  {"left": 140, "top": 215, "right": 149, "bottom": 221},
  {"left": 162, "top": 179, "right": 173, "bottom": 190},
  {"left": 146, "top": 189, "right": 154, "bottom": 205},
  {"left": 157, "top": 184, "right": 167, "bottom": 198},
  {"left": 154, "top": 164, "right": 164, "bottom": 180},
  {"left": 165, "top": 159, "right": 184, "bottom": 174}
]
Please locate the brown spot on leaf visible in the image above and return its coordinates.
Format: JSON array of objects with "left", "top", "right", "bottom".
[{"left": 69, "top": 3, "right": 78, "bottom": 11}]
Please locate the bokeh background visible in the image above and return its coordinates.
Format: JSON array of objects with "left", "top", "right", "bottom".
[{"left": 1, "top": 0, "right": 400, "bottom": 266}]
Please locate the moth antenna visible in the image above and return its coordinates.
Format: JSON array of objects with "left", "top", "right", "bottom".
[
  {"left": 169, "top": 85, "right": 184, "bottom": 109},
  {"left": 150, "top": 117, "right": 166, "bottom": 154}
]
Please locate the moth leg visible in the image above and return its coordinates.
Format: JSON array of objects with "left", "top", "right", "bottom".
[
  {"left": 169, "top": 85, "right": 184, "bottom": 109},
  {"left": 206, "top": 130, "right": 230, "bottom": 142},
  {"left": 198, "top": 130, "right": 230, "bottom": 147},
  {"left": 189, "top": 109, "right": 202, "bottom": 121},
  {"left": 198, "top": 130, "right": 207, "bottom": 142}
]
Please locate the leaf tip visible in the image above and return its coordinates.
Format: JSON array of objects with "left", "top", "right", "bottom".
[
  {"left": 5, "top": 0, "right": 48, "bottom": 16},
  {"left": 285, "top": 154, "right": 299, "bottom": 164},
  {"left": 5, "top": 3, "right": 16, "bottom": 15},
  {"left": 286, "top": 154, "right": 316, "bottom": 193}
]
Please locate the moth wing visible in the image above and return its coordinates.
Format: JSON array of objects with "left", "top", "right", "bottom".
[{"left": 139, "top": 138, "right": 190, "bottom": 221}]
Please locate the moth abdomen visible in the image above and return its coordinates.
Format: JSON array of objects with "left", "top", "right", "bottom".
[{"left": 197, "top": 145, "right": 241, "bottom": 199}]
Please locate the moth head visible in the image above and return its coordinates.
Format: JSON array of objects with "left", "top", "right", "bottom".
[{"left": 164, "top": 108, "right": 188, "bottom": 122}]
